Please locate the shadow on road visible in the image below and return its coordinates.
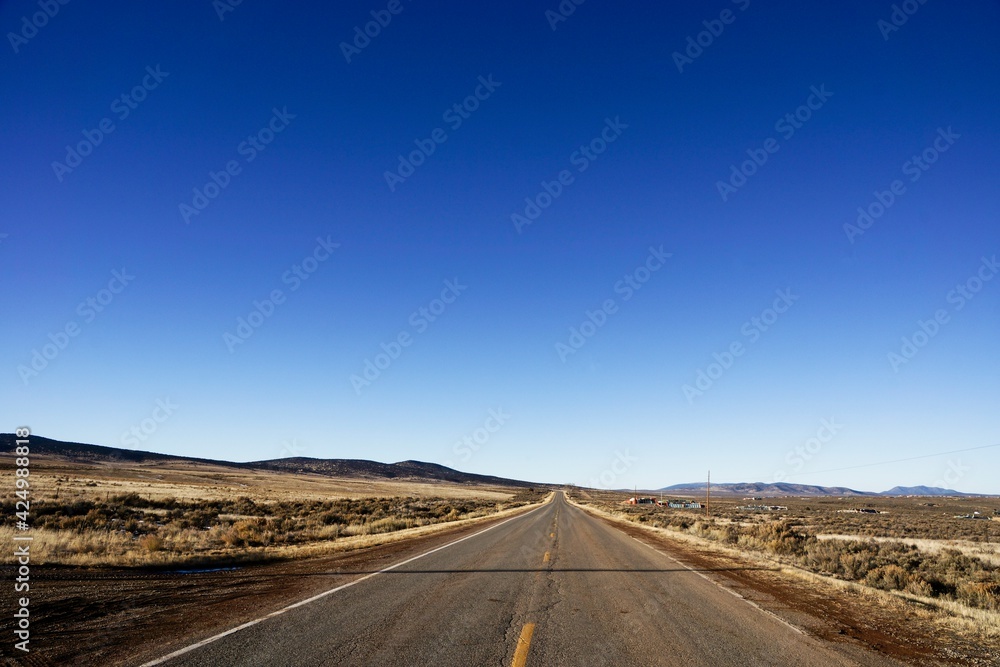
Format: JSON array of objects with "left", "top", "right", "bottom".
[
  {"left": 16, "top": 565, "right": 777, "bottom": 581},
  {"left": 283, "top": 566, "right": 778, "bottom": 575}
]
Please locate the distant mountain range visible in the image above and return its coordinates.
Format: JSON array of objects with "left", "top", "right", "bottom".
[
  {"left": 0, "top": 434, "right": 541, "bottom": 489},
  {"left": 658, "top": 481, "right": 973, "bottom": 497},
  {"left": 2, "top": 435, "right": 985, "bottom": 496},
  {"left": 881, "top": 485, "right": 965, "bottom": 497}
]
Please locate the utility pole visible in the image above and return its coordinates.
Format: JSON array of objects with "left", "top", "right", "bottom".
[{"left": 705, "top": 470, "right": 711, "bottom": 517}]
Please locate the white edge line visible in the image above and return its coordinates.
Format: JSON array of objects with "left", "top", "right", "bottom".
[
  {"left": 629, "top": 535, "right": 805, "bottom": 635},
  {"left": 563, "top": 498, "right": 802, "bottom": 633},
  {"left": 140, "top": 502, "right": 548, "bottom": 666}
]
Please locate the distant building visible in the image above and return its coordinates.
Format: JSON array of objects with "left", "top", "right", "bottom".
[{"left": 666, "top": 500, "right": 702, "bottom": 509}]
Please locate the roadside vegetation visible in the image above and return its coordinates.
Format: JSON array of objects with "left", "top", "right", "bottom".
[
  {"left": 1, "top": 488, "right": 547, "bottom": 567},
  {"left": 569, "top": 489, "right": 1000, "bottom": 613}
]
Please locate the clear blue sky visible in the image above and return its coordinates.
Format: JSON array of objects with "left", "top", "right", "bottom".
[{"left": 3, "top": 1, "right": 998, "bottom": 493}]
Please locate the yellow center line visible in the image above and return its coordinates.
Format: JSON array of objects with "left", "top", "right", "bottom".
[
  {"left": 542, "top": 551, "right": 550, "bottom": 563},
  {"left": 511, "top": 622, "right": 535, "bottom": 667}
]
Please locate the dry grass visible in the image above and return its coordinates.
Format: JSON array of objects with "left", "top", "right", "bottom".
[
  {"left": 3, "top": 453, "right": 548, "bottom": 567},
  {"left": 568, "top": 489, "right": 1000, "bottom": 613},
  {"left": 0, "top": 493, "right": 551, "bottom": 568},
  {"left": 817, "top": 534, "right": 1000, "bottom": 567},
  {"left": 27, "top": 456, "right": 514, "bottom": 503}
]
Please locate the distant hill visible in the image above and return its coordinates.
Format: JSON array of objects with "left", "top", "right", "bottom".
[
  {"left": 880, "top": 485, "right": 965, "bottom": 496},
  {"left": 0, "top": 434, "right": 541, "bottom": 489},
  {"left": 659, "top": 482, "right": 876, "bottom": 497},
  {"left": 659, "top": 481, "right": 979, "bottom": 497},
  {"left": 250, "top": 457, "right": 539, "bottom": 488}
]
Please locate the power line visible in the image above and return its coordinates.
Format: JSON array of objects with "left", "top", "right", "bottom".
[{"left": 784, "top": 443, "right": 1000, "bottom": 478}]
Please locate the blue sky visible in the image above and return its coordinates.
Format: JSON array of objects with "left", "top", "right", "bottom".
[{"left": 3, "top": 1, "right": 999, "bottom": 493}]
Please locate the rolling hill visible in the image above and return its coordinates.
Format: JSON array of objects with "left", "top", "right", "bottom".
[
  {"left": 881, "top": 485, "right": 964, "bottom": 496},
  {"left": 659, "top": 481, "right": 975, "bottom": 497},
  {"left": 0, "top": 434, "right": 542, "bottom": 488}
]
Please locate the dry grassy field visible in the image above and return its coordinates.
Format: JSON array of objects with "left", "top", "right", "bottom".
[
  {"left": 570, "top": 488, "right": 1000, "bottom": 615},
  {"left": 1, "top": 453, "right": 546, "bottom": 567}
]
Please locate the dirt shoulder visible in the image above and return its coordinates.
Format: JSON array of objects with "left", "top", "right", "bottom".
[
  {"left": 571, "top": 499, "right": 999, "bottom": 667},
  {"left": 0, "top": 500, "right": 546, "bottom": 667}
]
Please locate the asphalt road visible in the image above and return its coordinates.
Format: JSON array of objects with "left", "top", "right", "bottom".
[{"left": 146, "top": 492, "right": 904, "bottom": 666}]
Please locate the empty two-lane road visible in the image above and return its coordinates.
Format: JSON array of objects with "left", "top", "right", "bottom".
[{"left": 148, "top": 492, "right": 903, "bottom": 666}]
